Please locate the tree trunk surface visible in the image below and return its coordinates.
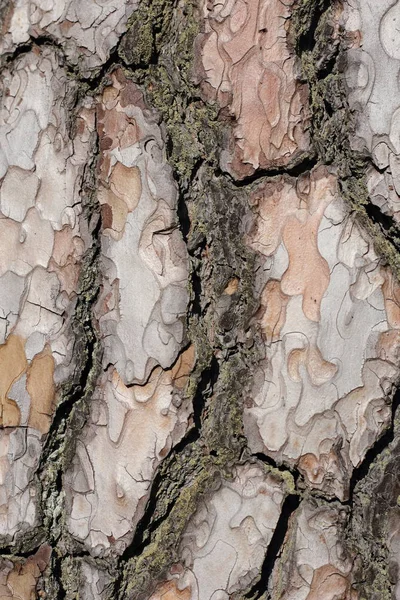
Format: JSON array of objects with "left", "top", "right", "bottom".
[{"left": 0, "top": 0, "right": 399, "bottom": 598}]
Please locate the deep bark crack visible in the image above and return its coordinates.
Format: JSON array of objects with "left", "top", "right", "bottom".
[{"left": 245, "top": 494, "right": 301, "bottom": 600}]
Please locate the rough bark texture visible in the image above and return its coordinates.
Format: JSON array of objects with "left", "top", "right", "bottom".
[{"left": 0, "top": 0, "right": 400, "bottom": 599}]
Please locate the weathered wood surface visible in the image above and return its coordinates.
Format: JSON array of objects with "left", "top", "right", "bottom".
[{"left": 0, "top": 0, "right": 399, "bottom": 599}]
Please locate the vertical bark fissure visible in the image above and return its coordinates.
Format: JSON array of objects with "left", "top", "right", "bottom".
[
  {"left": 244, "top": 494, "right": 301, "bottom": 600},
  {"left": 348, "top": 387, "right": 400, "bottom": 504},
  {"left": 291, "top": 3, "right": 400, "bottom": 598},
  {"left": 37, "top": 113, "right": 103, "bottom": 556}
]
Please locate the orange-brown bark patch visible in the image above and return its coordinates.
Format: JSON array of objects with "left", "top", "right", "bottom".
[
  {"left": 26, "top": 346, "right": 55, "bottom": 434},
  {"left": 259, "top": 280, "right": 289, "bottom": 343},
  {"left": 306, "top": 565, "right": 357, "bottom": 600},
  {"left": 148, "top": 580, "right": 191, "bottom": 600},
  {"left": 0, "top": 335, "right": 27, "bottom": 427},
  {"left": 3, "top": 545, "right": 51, "bottom": 600}
]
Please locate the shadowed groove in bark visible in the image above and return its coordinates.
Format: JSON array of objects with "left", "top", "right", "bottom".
[
  {"left": 224, "top": 154, "right": 319, "bottom": 188},
  {"left": 52, "top": 553, "right": 67, "bottom": 600},
  {"left": 244, "top": 494, "right": 301, "bottom": 600},
  {"left": 252, "top": 453, "right": 300, "bottom": 484},
  {"left": 291, "top": 0, "right": 332, "bottom": 53},
  {"left": 0, "top": 34, "right": 65, "bottom": 71},
  {"left": 348, "top": 410, "right": 400, "bottom": 600},
  {"left": 363, "top": 189, "right": 400, "bottom": 252},
  {"left": 0, "top": 32, "right": 117, "bottom": 89},
  {"left": 348, "top": 386, "right": 400, "bottom": 504},
  {"left": 36, "top": 139, "right": 103, "bottom": 551},
  {"left": 117, "top": 354, "right": 220, "bottom": 565}
]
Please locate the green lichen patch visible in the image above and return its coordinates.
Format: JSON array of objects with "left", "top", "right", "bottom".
[
  {"left": 295, "top": 6, "right": 353, "bottom": 174},
  {"left": 341, "top": 176, "right": 400, "bottom": 280},
  {"left": 185, "top": 174, "right": 263, "bottom": 455},
  {"left": 121, "top": 460, "right": 219, "bottom": 600},
  {"left": 188, "top": 173, "right": 259, "bottom": 335},
  {"left": 293, "top": 1, "right": 400, "bottom": 285},
  {"left": 290, "top": 0, "right": 330, "bottom": 50},
  {"left": 120, "top": 0, "right": 222, "bottom": 186},
  {"left": 202, "top": 354, "right": 251, "bottom": 459},
  {"left": 291, "top": 4, "right": 400, "bottom": 596},
  {"left": 122, "top": 459, "right": 295, "bottom": 600},
  {"left": 347, "top": 405, "right": 400, "bottom": 600},
  {"left": 37, "top": 131, "right": 102, "bottom": 554},
  {"left": 119, "top": 0, "right": 176, "bottom": 67}
]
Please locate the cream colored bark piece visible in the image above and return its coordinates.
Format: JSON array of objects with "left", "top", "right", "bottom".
[
  {"left": 195, "top": 0, "right": 309, "bottom": 179},
  {"left": 79, "top": 561, "right": 112, "bottom": 600},
  {"left": 149, "top": 463, "right": 288, "bottom": 600},
  {"left": 0, "top": 48, "right": 93, "bottom": 540},
  {"left": 0, "top": 0, "right": 139, "bottom": 76},
  {"left": 95, "top": 69, "right": 189, "bottom": 386},
  {"left": 244, "top": 166, "right": 400, "bottom": 500},
  {"left": 65, "top": 70, "right": 192, "bottom": 556},
  {"left": 65, "top": 346, "right": 195, "bottom": 556},
  {"left": 344, "top": 0, "right": 400, "bottom": 221},
  {"left": 270, "top": 500, "right": 357, "bottom": 600},
  {"left": 0, "top": 545, "right": 51, "bottom": 599}
]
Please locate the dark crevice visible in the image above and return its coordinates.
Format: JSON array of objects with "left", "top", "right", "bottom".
[
  {"left": 347, "top": 384, "right": 400, "bottom": 504},
  {"left": 52, "top": 554, "right": 67, "bottom": 600},
  {"left": 187, "top": 210, "right": 208, "bottom": 318},
  {"left": 245, "top": 494, "right": 300, "bottom": 600},
  {"left": 80, "top": 47, "right": 123, "bottom": 90},
  {"left": 190, "top": 257, "right": 205, "bottom": 318},
  {"left": 36, "top": 246, "right": 101, "bottom": 546},
  {"left": 0, "top": 542, "right": 43, "bottom": 559},
  {"left": 323, "top": 98, "right": 334, "bottom": 118},
  {"left": 190, "top": 354, "right": 219, "bottom": 439},
  {"left": 36, "top": 123, "right": 103, "bottom": 550},
  {"left": 117, "top": 468, "right": 168, "bottom": 563},
  {"left": 177, "top": 188, "right": 191, "bottom": 243},
  {"left": 363, "top": 199, "right": 400, "bottom": 247},
  {"left": 253, "top": 452, "right": 300, "bottom": 483},
  {"left": 0, "top": 29, "right": 129, "bottom": 93},
  {"left": 117, "top": 353, "right": 219, "bottom": 565},
  {"left": 67, "top": 34, "right": 130, "bottom": 91},
  {"left": 125, "top": 343, "right": 193, "bottom": 390},
  {"left": 39, "top": 336, "right": 97, "bottom": 464},
  {"left": 0, "top": 33, "right": 66, "bottom": 71},
  {"left": 38, "top": 223, "right": 101, "bottom": 461},
  {"left": 224, "top": 153, "right": 318, "bottom": 188},
  {"left": 294, "top": 0, "right": 332, "bottom": 55},
  {"left": 309, "top": 489, "right": 350, "bottom": 506},
  {"left": 165, "top": 135, "right": 174, "bottom": 162}
]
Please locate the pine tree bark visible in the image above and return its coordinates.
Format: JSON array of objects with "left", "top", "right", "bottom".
[{"left": 0, "top": 1, "right": 399, "bottom": 599}]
